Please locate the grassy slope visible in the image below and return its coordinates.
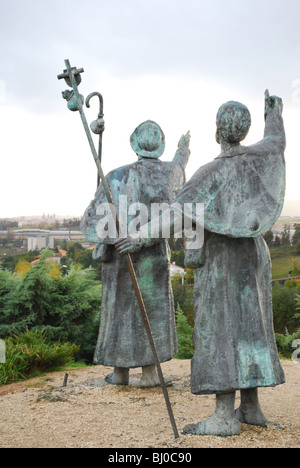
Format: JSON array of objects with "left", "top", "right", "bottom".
[{"left": 270, "top": 247, "right": 300, "bottom": 279}]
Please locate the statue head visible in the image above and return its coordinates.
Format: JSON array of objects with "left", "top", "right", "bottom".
[
  {"left": 216, "top": 101, "right": 251, "bottom": 145},
  {"left": 130, "top": 120, "right": 165, "bottom": 159}
]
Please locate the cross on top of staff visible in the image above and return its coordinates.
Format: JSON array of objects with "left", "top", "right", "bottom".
[{"left": 57, "top": 60, "right": 84, "bottom": 87}]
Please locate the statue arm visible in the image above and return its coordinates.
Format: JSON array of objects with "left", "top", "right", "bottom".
[
  {"left": 80, "top": 172, "right": 116, "bottom": 260},
  {"left": 114, "top": 208, "right": 184, "bottom": 254},
  {"left": 247, "top": 91, "right": 286, "bottom": 157},
  {"left": 172, "top": 131, "right": 191, "bottom": 170},
  {"left": 262, "top": 112, "right": 286, "bottom": 151}
]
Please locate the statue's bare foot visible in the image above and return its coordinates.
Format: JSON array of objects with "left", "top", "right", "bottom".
[
  {"left": 105, "top": 367, "right": 129, "bottom": 385},
  {"left": 236, "top": 388, "right": 267, "bottom": 427},
  {"left": 235, "top": 407, "right": 267, "bottom": 427},
  {"left": 140, "top": 374, "right": 172, "bottom": 388},
  {"left": 140, "top": 365, "right": 172, "bottom": 388},
  {"left": 183, "top": 413, "right": 241, "bottom": 437}
]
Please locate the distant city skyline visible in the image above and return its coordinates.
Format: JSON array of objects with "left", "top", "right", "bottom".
[{"left": 1, "top": 197, "right": 300, "bottom": 222}]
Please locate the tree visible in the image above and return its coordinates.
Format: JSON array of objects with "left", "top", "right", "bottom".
[
  {"left": 281, "top": 224, "right": 291, "bottom": 246},
  {"left": 184, "top": 268, "right": 194, "bottom": 284},
  {"left": 295, "top": 241, "right": 300, "bottom": 256},
  {"left": 272, "top": 282, "right": 300, "bottom": 334},
  {"left": 14, "top": 260, "right": 32, "bottom": 278},
  {"left": 170, "top": 249, "right": 185, "bottom": 268},
  {"left": 273, "top": 235, "right": 281, "bottom": 247},
  {"left": 62, "top": 243, "right": 101, "bottom": 279},
  {"left": 171, "top": 273, "right": 194, "bottom": 326},
  {"left": 174, "top": 305, "right": 194, "bottom": 359},
  {"left": 62, "top": 218, "right": 81, "bottom": 228},
  {"left": 293, "top": 224, "right": 300, "bottom": 246},
  {"left": 263, "top": 230, "right": 274, "bottom": 247},
  {"left": 67, "top": 242, "right": 84, "bottom": 260}
]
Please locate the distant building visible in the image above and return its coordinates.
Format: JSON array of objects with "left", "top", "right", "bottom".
[
  {"left": 0, "top": 229, "right": 85, "bottom": 248},
  {"left": 27, "top": 235, "right": 54, "bottom": 252},
  {"left": 170, "top": 262, "right": 186, "bottom": 284}
]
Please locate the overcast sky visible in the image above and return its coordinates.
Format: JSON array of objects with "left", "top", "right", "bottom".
[{"left": 0, "top": 0, "right": 300, "bottom": 218}]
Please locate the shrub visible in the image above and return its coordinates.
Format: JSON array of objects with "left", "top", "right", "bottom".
[
  {"left": 0, "top": 248, "right": 101, "bottom": 362},
  {"left": 272, "top": 282, "right": 299, "bottom": 334},
  {"left": 294, "top": 241, "right": 300, "bottom": 255},
  {"left": 0, "top": 329, "right": 79, "bottom": 385},
  {"left": 275, "top": 329, "right": 300, "bottom": 360},
  {"left": 171, "top": 277, "right": 194, "bottom": 327},
  {"left": 295, "top": 293, "right": 300, "bottom": 317},
  {"left": 174, "top": 305, "right": 194, "bottom": 359}
]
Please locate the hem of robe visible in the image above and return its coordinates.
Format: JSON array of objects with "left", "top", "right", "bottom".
[
  {"left": 191, "top": 377, "right": 286, "bottom": 395},
  {"left": 93, "top": 355, "right": 174, "bottom": 368}
]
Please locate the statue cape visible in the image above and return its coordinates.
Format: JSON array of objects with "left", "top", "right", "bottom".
[
  {"left": 81, "top": 157, "right": 187, "bottom": 247},
  {"left": 175, "top": 127, "right": 285, "bottom": 239}
]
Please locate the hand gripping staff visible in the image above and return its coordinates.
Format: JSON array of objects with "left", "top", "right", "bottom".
[{"left": 57, "top": 60, "right": 179, "bottom": 439}]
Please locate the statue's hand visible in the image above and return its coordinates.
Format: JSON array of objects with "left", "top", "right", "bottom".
[
  {"left": 264, "top": 90, "right": 283, "bottom": 119},
  {"left": 178, "top": 131, "right": 191, "bottom": 149},
  {"left": 114, "top": 236, "right": 144, "bottom": 255}
]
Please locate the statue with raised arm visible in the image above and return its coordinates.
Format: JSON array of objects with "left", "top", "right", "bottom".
[
  {"left": 81, "top": 120, "right": 190, "bottom": 387},
  {"left": 116, "top": 92, "right": 286, "bottom": 436}
]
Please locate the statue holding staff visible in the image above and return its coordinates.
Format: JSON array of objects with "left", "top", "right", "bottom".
[
  {"left": 58, "top": 60, "right": 182, "bottom": 438},
  {"left": 81, "top": 121, "right": 191, "bottom": 387}
]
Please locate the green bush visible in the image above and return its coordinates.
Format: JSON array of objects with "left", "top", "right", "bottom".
[
  {"left": 272, "top": 282, "right": 299, "bottom": 334},
  {"left": 0, "top": 329, "right": 79, "bottom": 385},
  {"left": 275, "top": 329, "right": 300, "bottom": 359},
  {"left": 174, "top": 305, "right": 194, "bottom": 359},
  {"left": 295, "top": 293, "right": 300, "bottom": 317},
  {"left": 171, "top": 277, "right": 194, "bottom": 327},
  {"left": 0, "top": 249, "right": 101, "bottom": 362}
]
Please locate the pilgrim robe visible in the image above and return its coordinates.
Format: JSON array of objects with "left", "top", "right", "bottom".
[
  {"left": 174, "top": 112, "right": 286, "bottom": 393},
  {"left": 81, "top": 145, "right": 190, "bottom": 367}
]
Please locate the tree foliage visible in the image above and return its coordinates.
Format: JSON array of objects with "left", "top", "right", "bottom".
[
  {"left": 14, "top": 260, "right": 32, "bottom": 278},
  {"left": 281, "top": 224, "right": 291, "bottom": 246},
  {"left": 60, "top": 242, "right": 101, "bottom": 279},
  {"left": 263, "top": 230, "right": 274, "bottom": 247},
  {"left": 293, "top": 224, "right": 300, "bottom": 246},
  {"left": 174, "top": 305, "right": 194, "bottom": 359},
  {"left": 272, "top": 281, "right": 300, "bottom": 334},
  {"left": 171, "top": 273, "right": 194, "bottom": 327},
  {"left": 0, "top": 249, "right": 101, "bottom": 362}
]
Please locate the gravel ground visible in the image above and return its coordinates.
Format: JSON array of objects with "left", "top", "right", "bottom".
[{"left": 0, "top": 359, "right": 299, "bottom": 448}]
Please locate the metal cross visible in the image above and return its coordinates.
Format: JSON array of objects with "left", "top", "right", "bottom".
[{"left": 57, "top": 66, "right": 84, "bottom": 87}]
